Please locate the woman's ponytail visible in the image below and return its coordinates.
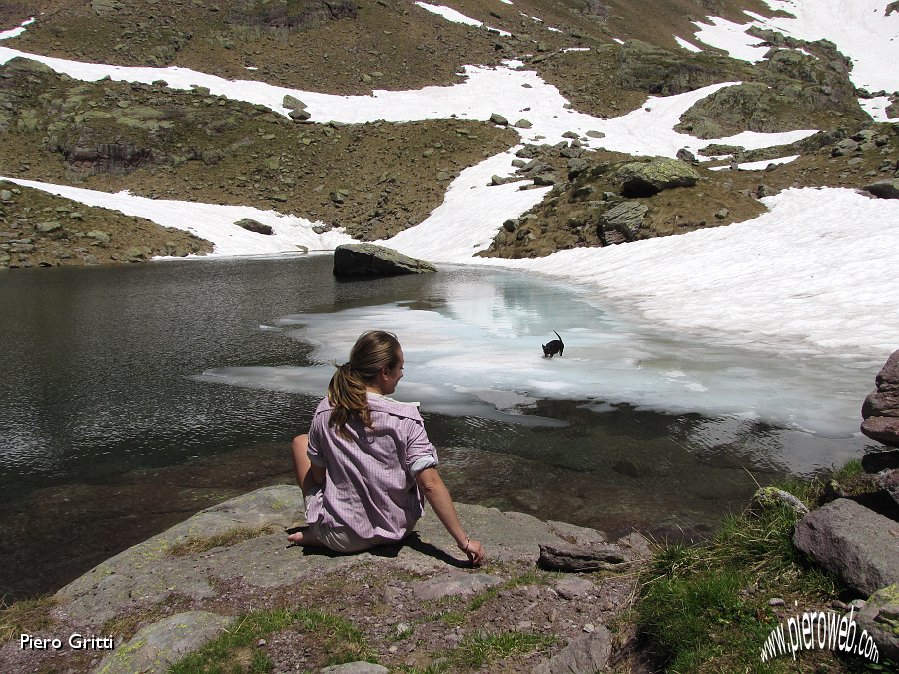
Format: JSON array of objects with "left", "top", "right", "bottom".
[{"left": 327, "top": 331, "right": 401, "bottom": 438}]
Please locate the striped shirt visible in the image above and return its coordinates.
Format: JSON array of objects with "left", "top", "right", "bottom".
[{"left": 305, "top": 392, "right": 439, "bottom": 543}]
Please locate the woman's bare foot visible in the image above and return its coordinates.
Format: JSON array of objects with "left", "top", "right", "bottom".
[{"left": 287, "top": 530, "right": 306, "bottom": 544}]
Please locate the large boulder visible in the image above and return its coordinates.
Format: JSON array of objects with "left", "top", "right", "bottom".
[
  {"left": 793, "top": 499, "right": 899, "bottom": 596},
  {"left": 612, "top": 158, "right": 699, "bottom": 197},
  {"left": 861, "top": 349, "right": 899, "bottom": 447},
  {"left": 333, "top": 243, "right": 436, "bottom": 277}
]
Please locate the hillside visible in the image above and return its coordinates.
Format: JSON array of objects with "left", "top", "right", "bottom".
[{"left": 0, "top": 0, "right": 896, "bottom": 268}]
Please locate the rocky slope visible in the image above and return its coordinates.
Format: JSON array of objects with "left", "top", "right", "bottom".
[{"left": 0, "top": 0, "right": 897, "bottom": 269}]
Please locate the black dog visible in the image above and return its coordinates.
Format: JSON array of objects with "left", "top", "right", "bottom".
[{"left": 542, "top": 331, "right": 564, "bottom": 358}]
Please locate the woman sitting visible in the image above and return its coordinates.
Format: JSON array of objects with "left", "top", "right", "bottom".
[{"left": 288, "top": 330, "right": 485, "bottom": 565}]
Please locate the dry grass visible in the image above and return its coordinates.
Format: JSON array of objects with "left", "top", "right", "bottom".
[{"left": 168, "top": 524, "right": 277, "bottom": 557}]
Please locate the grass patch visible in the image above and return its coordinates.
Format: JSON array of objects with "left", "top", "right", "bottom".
[
  {"left": 168, "top": 525, "right": 276, "bottom": 557},
  {"left": 452, "top": 630, "right": 556, "bottom": 668},
  {"left": 0, "top": 594, "right": 58, "bottom": 644},
  {"left": 634, "top": 463, "right": 899, "bottom": 672},
  {"left": 170, "top": 607, "right": 375, "bottom": 673}
]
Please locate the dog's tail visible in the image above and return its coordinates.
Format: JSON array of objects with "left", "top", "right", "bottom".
[{"left": 554, "top": 330, "right": 562, "bottom": 344}]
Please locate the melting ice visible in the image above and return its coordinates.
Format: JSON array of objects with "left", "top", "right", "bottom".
[{"left": 196, "top": 269, "right": 874, "bottom": 439}]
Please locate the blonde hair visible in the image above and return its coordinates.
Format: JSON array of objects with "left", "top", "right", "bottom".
[{"left": 327, "top": 330, "right": 401, "bottom": 437}]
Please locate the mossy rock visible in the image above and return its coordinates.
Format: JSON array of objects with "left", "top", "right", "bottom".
[{"left": 613, "top": 157, "right": 699, "bottom": 197}]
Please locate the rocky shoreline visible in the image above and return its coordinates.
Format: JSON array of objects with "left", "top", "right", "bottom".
[{"left": 0, "top": 486, "right": 654, "bottom": 673}]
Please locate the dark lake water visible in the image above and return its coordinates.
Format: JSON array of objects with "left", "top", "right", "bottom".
[{"left": 0, "top": 254, "right": 876, "bottom": 600}]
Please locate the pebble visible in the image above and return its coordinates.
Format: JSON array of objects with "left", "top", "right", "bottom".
[
  {"left": 583, "top": 623, "right": 595, "bottom": 633},
  {"left": 769, "top": 598, "right": 785, "bottom": 606}
]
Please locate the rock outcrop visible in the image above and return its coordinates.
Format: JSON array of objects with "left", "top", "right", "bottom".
[
  {"left": 861, "top": 349, "right": 899, "bottom": 447},
  {"left": 0, "top": 486, "right": 647, "bottom": 673},
  {"left": 333, "top": 243, "right": 436, "bottom": 277}
]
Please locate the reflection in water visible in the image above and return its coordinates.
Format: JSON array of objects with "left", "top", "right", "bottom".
[{"left": 0, "top": 255, "right": 879, "bottom": 600}]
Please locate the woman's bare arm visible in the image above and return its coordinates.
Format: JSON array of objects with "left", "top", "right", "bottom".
[{"left": 415, "top": 467, "right": 485, "bottom": 565}]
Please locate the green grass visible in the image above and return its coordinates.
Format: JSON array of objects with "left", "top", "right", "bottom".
[
  {"left": 169, "top": 607, "right": 375, "bottom": 673},
  {"left": 637, "top": 487, "right": 830, "bottom": 672},
  {"left": 635, "top": 462, "right": 899, "bottom": 672},
  {"left": 453, "top": 630, "right": 556, "bottom": 668}
]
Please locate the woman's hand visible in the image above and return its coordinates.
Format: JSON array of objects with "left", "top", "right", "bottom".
[{"left": 459, "top": 537, "right": 485, "bottom": 566}]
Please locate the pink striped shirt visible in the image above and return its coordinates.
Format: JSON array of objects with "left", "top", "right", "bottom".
[{"left": 305, "top": 392, "right": 438, "bottom": 543}]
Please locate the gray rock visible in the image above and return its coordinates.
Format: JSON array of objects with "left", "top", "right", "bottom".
[
  {"left": 793, "top": 499, "right": 899, "bottom": 596},
  {"left": 597, "top": 201, "right": 647, "bottom": 244},
  {"left": 553, "top": 577, "right": 594, "bottom": 599},
  {"left": 333, "top": 243, "right": 436, "bottom": 277},
  {"left": 614, "top": 157, "right": 699, "bottom": 197},
  {"left": 864, "top": 180, "right": 899, "bottom": 199},
  {"left": 676, "top": 148, "right": 696, "bottom": 162},
  {"left": 567, "top": 158, "right": 589, "bottom": 178},
  {"left": 92, "top": 611, "right": 235, "bottom": 674},
  {"left": 515, "top": 119, "right": 533, "bottom": 129},
  {"left": 36, "top": 221, "right": 62, "bottom": 233},
  {"left": 288, "top": 108, "right": 312, "bottom": 121},
  {"left": 532, "top": 627, "right": 612, "bottom": 674},
  {"left": 410, "top": 571, "right": 503, "bottom": 601},
  {"left": 235, "top": 218, "right": 274, "bottom": 235},
  {"left": 490, "top": 113, "right": 509, "bottom": 126},
  {"left": 855, "top": 583, "right": 899, "bottom": 662},
  {"left": 538, "top": 542, "right": 631, "bottom": 572},
  {"left": 832, "top": 139, "right": 860, "bottom": 156}
]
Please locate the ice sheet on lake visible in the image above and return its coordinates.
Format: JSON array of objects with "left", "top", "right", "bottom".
[{"left": 197, "top": 274, "right": 875, "bottom": 439}]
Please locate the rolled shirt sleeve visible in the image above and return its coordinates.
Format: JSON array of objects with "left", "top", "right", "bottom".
[{"left": 401, "top": 415, "right": 438, "bottom": 475}]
